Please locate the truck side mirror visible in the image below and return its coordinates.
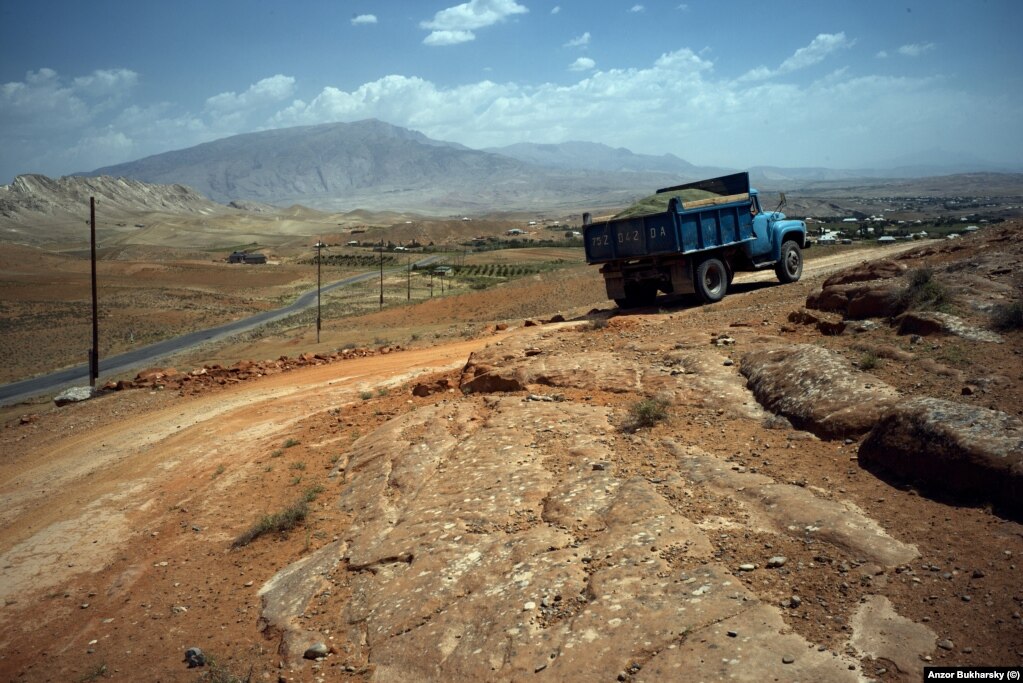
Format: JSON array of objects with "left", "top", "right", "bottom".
[{"left": 583, "top": 212, "right": 592, "bottom": 226}]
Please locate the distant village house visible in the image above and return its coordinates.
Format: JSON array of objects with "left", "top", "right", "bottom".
[{"left": 228, "top": 251, "right": 267, "bottom": 264}]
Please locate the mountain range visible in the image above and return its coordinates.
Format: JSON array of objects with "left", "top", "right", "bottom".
[{"left": 58, "top": 118, "right": 1023, "bottom": 213}]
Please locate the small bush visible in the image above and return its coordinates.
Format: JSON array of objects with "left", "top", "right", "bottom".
[
  {"left": 589, "top": 318, "right": 608, "bottom": 331},
  {"left": 78, "top": 664, "right": 108, "bottom": 682},
  {"left": 289, "top": 461, "right": 306, "bottom": 471},
  {"left": 282, "top": 438, "right": 300, "bottom": 449},
  {"left": 858, "top": 352, "right": 880, "bottom": 370},
  {"left": 897, "top": 267, "right": 953, "bottom": 312},
  {"left": 360, "top": 391, "right": 373, "bottom": 400},
  {"left": 991, "top": 300, "right": 1023, "bottom": 330},
  {"left": 232, "top": 499, "right": 309, "bottom": 547},
  {"left": 625, "top": 397, "right": 671, "bottom": 431},
  {"left": 194, "top": 657, "right": 252, "bottom": 683}
]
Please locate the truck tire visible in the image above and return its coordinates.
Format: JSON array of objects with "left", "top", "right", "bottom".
[
  {"left": 695, "top": 258, "right": 728, "bottom": 303},
  {"left": 775, "top": 240, "right": 803, "bottom": 283},
  {"left": 615, "top": 281, "right": 658, "bottom": 309}
]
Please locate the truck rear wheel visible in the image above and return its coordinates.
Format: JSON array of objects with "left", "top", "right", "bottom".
[
  {"left": 775, "top": 240, "right": 803, "bottom": 283},
  {"left": 695, "top": 258, "right": 728, "bottom": 303}
]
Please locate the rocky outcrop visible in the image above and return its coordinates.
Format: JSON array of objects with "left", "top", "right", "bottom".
[
  {"left": 257, "top": 337, "right": 928, "bottom": 680},
  {"left": 740, "top": 345, "right": 901, "bottom": 438},
  {"left": 805, "top": 260, "right": 908, "bottom": 320},
  {"left": 459, "top": 335, "right": 672, "bottom": 395},
  {"left": 859, "top": 397, "right": 1023, "bottom": 518},
  {"left": 896, "top": 311, "right": 1004, "bottom": 342}
]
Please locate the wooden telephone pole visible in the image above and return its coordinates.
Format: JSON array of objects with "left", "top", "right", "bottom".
[{"left": 89, "top": 197, "right": 99, "bottom": 387}]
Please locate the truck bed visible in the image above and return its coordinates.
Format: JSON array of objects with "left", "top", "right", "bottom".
[{"left": 584, "top": 193, "right": 755, "bottom": 264}]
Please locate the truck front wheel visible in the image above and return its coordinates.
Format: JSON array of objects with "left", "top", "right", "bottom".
[
  {"left": 695, "top": 258, "right": 728, "bottom": 304},
  {"left": 775, "top": 240, "right": 803, "bottom": 283}
]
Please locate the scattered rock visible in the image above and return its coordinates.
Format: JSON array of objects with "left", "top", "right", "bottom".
[
  {"left": 766, "top": 556, "right": 787, "bottom": 568},
  {"left": 183, "top": 647, "right": 206, "bottom": 668},
  {"left": 54, "top": 386, "right": 95, "bottom": 407},
  {"left": 303, "top": 642, "right": 329, "bottom": 660}
]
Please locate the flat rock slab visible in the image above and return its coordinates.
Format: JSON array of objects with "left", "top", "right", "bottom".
[
  {"left": 849, "top": 595, "right": 936, "bottom": 676},
  {"left": 259, "top": 540, "right": 345, "bottom": 660},
  {"left": 639, "top": 603, "right": 861, "bottom": 683},
  {"left": 665, "top": 441, "right": 918, "bottom": 568},
  {"left": 741, "top": 345, "right": 901, "bottom": 438},
  {"left": 859, "top": 397, "right": 1023, "bottom": 519},
  {"left": 293, "top": 397, "right": 890, "bottom": 682}
]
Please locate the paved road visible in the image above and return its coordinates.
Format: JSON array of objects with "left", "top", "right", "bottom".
[{"left": 0, "top": 256, "right": 443, "bottom": 406}]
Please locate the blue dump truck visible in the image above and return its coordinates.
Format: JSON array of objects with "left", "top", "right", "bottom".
[{"left": 583, "top": 172, "right": 808, "bottom": 308}]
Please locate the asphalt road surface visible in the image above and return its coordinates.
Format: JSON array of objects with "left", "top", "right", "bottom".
[{"left": 0, "top": 256, "right": 443, "bottom": 406}]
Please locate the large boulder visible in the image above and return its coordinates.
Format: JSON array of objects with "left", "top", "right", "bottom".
[
  {"left": 806, "top": 259, "right": 907, "bottom": 320},
  {"left": 740, "top": 345, "right": 900, "bottom": 438},
  {"left": 859, "top": 397, "right": 1023, "bottom": 519},
  {"left": 806, "top": 282, "right": 904, "bottom": 319}
]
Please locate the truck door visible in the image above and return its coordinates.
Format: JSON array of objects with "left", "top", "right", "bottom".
[{"left": 748, "top": 196, "right": 772, "bottom": 259}]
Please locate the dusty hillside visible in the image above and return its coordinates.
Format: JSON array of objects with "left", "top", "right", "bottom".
[{"left": 0, "top": 225, "right": 1021, "bottom": 682}]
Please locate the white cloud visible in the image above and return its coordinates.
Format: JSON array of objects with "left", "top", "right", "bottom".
[
  {"left": 265, "top": 44, "right": 1021, "bottom": 170},
  {"left": 551, "top": 6, "right": 561, "bottom": 14},
  {"left": 876, "top": 50, "right": 888, "bottom": 59},
  {"left": 565, "top": 32, "right": 590, "bottom": 48},
  {"left": 351, "top": 14, "right": 377, "bottom": 25},
  {"left": 421, "top": 0, "right": 528, "bottom": 31},
  {"left": 739, "top": 32, "right": 852, "bottom": 81},
  {"left": 1, "top": 68, "right": 138, "bottom": 131},
  {"left": 778, "top": 32, "right": 853, "bottom": 73},
  {"left": 569, "top": 57, "right": 596, "bottom": 72},
  {"left": 898, "top": 42, "right": 935, "bottom": 57},
  {"left": 629, "top": 5, "right": 645, "bottom": 12},
  {"left": 205, "top": 75, "right": 296, "bottom": 114},
  {"left": 676, "top": 3, "right": 689, "bottom": 9},
  {"left": 72, "top": 69, "right": 139, "bottom": 97},
  {"left": 423, "top": 29, "right": 477, "bottom": 46}
]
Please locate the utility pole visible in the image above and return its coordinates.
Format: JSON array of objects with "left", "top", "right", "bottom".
[
  {"left": 407, "top": 254, "right": 411, "bottom": 301},
  {"left": 89, "top": 197, "right": 99, "bottom": 387},
  {"left": 313, "top": 240, "right": 325, "bottom": 343},
  {"left": 379, "top": 242, "right": 384, "bottom": 310}
]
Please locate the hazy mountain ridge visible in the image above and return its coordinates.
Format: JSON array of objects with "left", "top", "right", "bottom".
[
  {"left": 85, "top": 120, "right": 686, "bottom": 213},
  {"left": 484, "top": 140, "right": 701, "bottom": 175},
  {"left": 18, "top": 118, "right": 1015, "bottom": 217}
]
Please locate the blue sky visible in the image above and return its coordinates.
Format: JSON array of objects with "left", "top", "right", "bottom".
[{"left": 2, "top": 0, "right": 1021, "bottom": 183}]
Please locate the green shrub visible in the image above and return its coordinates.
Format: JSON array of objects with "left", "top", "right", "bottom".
[
  {"left": 991, "top": 300, "right": 1023, "bottom": 330},
  {"left": 193, "top": 656, "right": 252, "bottom": 683},
  {"left": 858, "top": 352, "right": 880, "bottom": 370},
  {"left": 897, "top": 267, "right": 953, "bottom": 312},
  {"left": 282, "top": 438, "right": 300, "bottom": 449},
  {"left": 232, "top": 500, "right": 309, "bottom": 547},
  {"left": 625, "top": 397, "right": 671, "bottom": 431}
]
